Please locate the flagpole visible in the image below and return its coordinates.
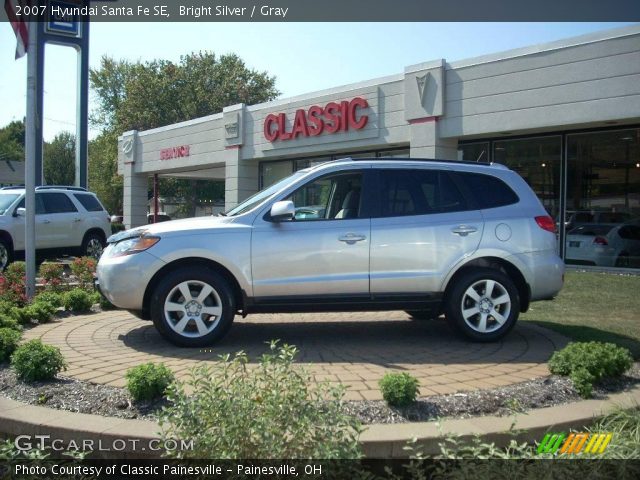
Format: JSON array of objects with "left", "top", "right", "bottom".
[{"left": 24, "top": 20, "right": 38, "bottom": 299}]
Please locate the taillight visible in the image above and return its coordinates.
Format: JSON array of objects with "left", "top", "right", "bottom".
[
  {"left": 535, "top": 216, "right": 556, "bottom": 233},
  {"left": 593, "top": 236, "right": 608, "bottom": 246}
]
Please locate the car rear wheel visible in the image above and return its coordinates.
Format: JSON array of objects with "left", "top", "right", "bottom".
[
  {"left": 82, "top": 232, "right": 105, "bottom": 259},
  {"left": 445, "top": 268, "right": 519, "bottom": 342},
  {"left": 150, "top": 267, "right": 235, "bottom": 347},
  {"left": 0, "top": 239, "right": 11, "bottom": 271}
]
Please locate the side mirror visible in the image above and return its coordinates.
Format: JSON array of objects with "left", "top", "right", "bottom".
[
  {"left": 14, "top": 207, "right": 25, "bottom": 217},
  {"left": 270, "top": 201, "right": 295, "bottom": 222}
]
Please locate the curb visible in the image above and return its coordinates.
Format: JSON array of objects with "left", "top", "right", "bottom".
[{"left": 1, "top": 384, "right": 639, "bottom": 459}]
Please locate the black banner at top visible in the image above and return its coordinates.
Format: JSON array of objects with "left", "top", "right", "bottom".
[{"left": 2, "top": 0, "right": 640, "bottom": 22}]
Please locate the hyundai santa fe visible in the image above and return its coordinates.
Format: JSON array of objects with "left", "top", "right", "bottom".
[{"left": 97, "top": 158, "right": 564, "bottom": 347}]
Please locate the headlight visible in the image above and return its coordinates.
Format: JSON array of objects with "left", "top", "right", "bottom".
[{"left": 108, "top": 235, "right": 160, "bottom": 257}]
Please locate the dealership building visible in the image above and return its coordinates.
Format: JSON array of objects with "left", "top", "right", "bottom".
[{"left": 119, "top": 25, "right": 640, "bottom": 267}]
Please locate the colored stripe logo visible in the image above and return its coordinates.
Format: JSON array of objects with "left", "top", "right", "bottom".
[{"left": 537, "top": 432, "right": 612, "bottom": 455}]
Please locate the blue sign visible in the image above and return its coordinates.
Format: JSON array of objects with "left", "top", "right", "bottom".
[{"left": 46, "top": 0, "right": 81, "bottom": 38}]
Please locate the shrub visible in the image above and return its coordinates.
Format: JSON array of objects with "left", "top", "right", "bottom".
[
  {"left": 24, "top": 300, "right": 57, "bottom": 324},
  {"left": 0, "top": 261, "right": 26, "bottom": 306},
  {"left": 125, "top": 362, "right": 175, "bottom": 402},
  {"left": 34, "top": 291, "right": 64, "bottom": 309},
  {"left": 0, "top": 328, "right": 21, "bottom": 362},
  {"left": 159, "top": 342, "right": 362, "bottom": 459},
  {"left": 379, "top": 372, "right": 420, "bottom": 407},
  {"left": 8, "top": 306, "right": 30, "bottom": 325},
  {"left": 111, "top": 223, "right": 125, "bottom": 234},
  {"left": 38, "top": 262, "right": 66, "bottom": 292},
  {"left": 63, "top": 288, "right": 94, "bottom": 313},
  {"left": 99, "top": 295, "right": 116, "bottom": 310},
  {"left": 0, "top": 314, "right": 20, "bottom": 331},
  {"left": 11, "top": 339, "right": 66, "bottom": 381},
  {"left": 549, "top": 341, "right": 633, "bottom": 398},
  {"left": 70, "top": 257, "right": 96, "bottom": 291}
]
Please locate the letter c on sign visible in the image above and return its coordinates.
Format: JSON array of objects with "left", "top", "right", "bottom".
[
  {"left": 264, "top": 114, "right": 279, "bottom": 141},
  {"left": 349, "top": 97, "right": 369, "bottom": 130}
]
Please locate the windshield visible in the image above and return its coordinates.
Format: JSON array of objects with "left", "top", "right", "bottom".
[
  {"left": 224, "top": 171, "right": 307, "bottom": 217},
  {"left": 0, "top": 193, "right": 19, "bottom": 215}
]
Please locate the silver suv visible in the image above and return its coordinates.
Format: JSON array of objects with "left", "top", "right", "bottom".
[
  {"left": 97, "top": 159, "right": 564, "bottom": 347},
  {"left": 0, "top": 186, "right": 111, "bottom": 270}
]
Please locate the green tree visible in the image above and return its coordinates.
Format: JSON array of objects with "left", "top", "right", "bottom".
[
  {"left": 89, "top": 51, "right": 279, "bottom": 216},
  {"left": 0, "top": 120, "right": 25, "bottom": 163},
  {"left": 88, "top": 131, "right": 122, "bottom": 215},
  {"left": 43, "top": 131, "right": 75, "bottom": 185}
]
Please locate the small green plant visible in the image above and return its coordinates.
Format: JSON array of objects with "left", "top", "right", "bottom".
[
  {"left": 0, "top": 261, "right": 27, "bottom": 306},
  {"left": 11, "top": 339, "right": 66, "bottom": 382},
  {"left": 38, "top": 262, "right": 66, "bottom": 292},
  {"left": 0, "top": 328, "right": 21, "bottom": 362},
  {"left": 0, "top": 313, "right": 20, "bottom": 331},
  {"left": 8, "top": 306, "right": 30, "bottom": 325},
  {"left": 125, "top": 362, "right": 175, "bottom": 402},
  {"left": 24, "top": 300, "right": 57, "bottom": 324},
  {"left": 111, "top": 222, "right": 125, "bottom": 234},
  {"left": 34, "top": 291, "right": 64, "bottom": 309},
  {"left": 548, "top": 341, "right": 633, "bottom": 398},
  {"left": 63, "top": 288, "right": 94, "bottom": 313},
  {"left": 70, "top": 257, "right": 97, "bottom": 291},
  {"left": 99, "top": 295, "right": 116, "bottom": 310},
  {"left": 379, "top": 372, "right": 420, "bottom": 407},
  {"left": 159, "top": 341, "right": 362, "bottom": 459}
]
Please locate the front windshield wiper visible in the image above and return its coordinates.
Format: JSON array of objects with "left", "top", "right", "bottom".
[{"left": 217, "top": 212, "right": 227, "bottom": 217}]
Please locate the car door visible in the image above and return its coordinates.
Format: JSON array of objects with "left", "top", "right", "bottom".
[
  {"left": 251, "top": 169, "right": 372, "bottom": 301},
  {"left": 369, "top": 168, "right": 483, "bottom": 295},
  {"left": 12, "top": 194, "right": 49, "bottom": 249},
  {"left": 39, "top": 192, "right": 81, "bottom": 248}
]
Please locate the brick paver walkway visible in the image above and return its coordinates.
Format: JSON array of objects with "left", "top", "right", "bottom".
[{"left": 24, "top": 311, "right": 567, "bottom": 401}]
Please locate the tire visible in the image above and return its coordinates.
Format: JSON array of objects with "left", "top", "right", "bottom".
[
  {"left": 150, "top": 267, "right": 235, "bottom": 347},
  {"left": 405, "top": 310, "right": 435, "bottom": 321},
  {"left": 445, "top": 268, "right": 520, "bottom": 342},
  {"left": 0, "top": 238, "right": 12, "bottom": 271},
  {"left": 615, "top": 253, "right": 630, "bottom": 268},
  {"left": 81, "top": 232, "right": 105, "bottom": 259}
]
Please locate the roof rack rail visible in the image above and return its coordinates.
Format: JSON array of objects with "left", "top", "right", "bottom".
[
  {"left": 344, "top": 157, "right": 492, "bottom": 166},
  {"left": 0, "top": 185, "right": 24, "bottom": 190},
  {"left": 35, "top": 186, "right": 88, "bottom": 191}
]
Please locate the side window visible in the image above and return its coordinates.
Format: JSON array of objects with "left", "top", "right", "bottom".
[
  {"left": 379, "top": 170, "right": 468, "bottom": 217},
  {"left": 41, "top": 193, "right": 78, "bottom": 214},
  {"left": 286, "top": 172, "right": 363, "bottom": 221},
  {"left": 455, "top": 172, "right": 519, "bottom": 209},
  {"left": 73, "top": 193, "right": 104, "bottom": 212},
  {"left": 16, "top": 195, "right": 46, "bottom": 214}
]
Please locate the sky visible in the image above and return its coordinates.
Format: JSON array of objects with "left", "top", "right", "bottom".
[{"left": 0, "top": 22, "right": 637, "bottom": 141}]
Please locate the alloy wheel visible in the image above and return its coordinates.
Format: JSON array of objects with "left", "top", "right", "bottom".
[
  {"left": 460, "top": 279, "right": 511, "bottom": 334},
  {"left": 163, "top": 280, "right": 224, "bottom": 338}
]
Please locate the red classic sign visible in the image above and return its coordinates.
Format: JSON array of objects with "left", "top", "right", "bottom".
[
  {"left": 160, "top": 145, "right": 190, "bottom": 160},
  {"left": 264, "top": 97, "right": 369, "bottom": 142}
]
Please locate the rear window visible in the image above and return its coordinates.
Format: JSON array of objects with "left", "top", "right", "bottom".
[
  {"left": 568, "top": 225, "right": 614, "bottom": 236},
  {"left": 454, "top": 172, "right": 519, "bottom": 209},
  {"left": 73, "top": 193, "right": 105, "bottom": 212}
]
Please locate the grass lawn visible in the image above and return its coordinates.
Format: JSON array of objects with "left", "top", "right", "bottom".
[{"left": 521, "top": 270, "right": 640, "bottom": 358}]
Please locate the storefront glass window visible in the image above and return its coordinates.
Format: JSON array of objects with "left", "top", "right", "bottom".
[
  {"left": 261, "top": 160, "right": 293, "bottom": 188},
  {"left": 458, "top": 142, "right": 490, "bottom": 162},
  {"left": 566, "top": 128, "right": 640, "bottom": 268},
  {"left": 493, "top": 137, "right": 562, "bottom": 221}
]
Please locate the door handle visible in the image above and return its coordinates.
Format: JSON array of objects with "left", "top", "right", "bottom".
[
  {"left": 338, "top": 233, "right": 366, "bottom": 244},
  {"left": 74, "top": 218, "right": 82, "bottom": 222},
  {"left": 41, "top": 219, "right": 51, "bottom": 224},
  {"left": 451, "top": 225, "right": 478, "bottom": 236}
]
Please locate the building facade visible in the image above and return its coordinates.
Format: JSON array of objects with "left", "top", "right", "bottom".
[{"left": 118, "top": 25, "right": 640, "bottom": 269}]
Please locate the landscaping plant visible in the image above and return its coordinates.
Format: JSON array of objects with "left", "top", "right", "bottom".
[
  {"left": 38, "top": 262, "right": 66, "bottom": 292},
  {"left": 158, "top": 341, "right": 363, "bottom": 459},
  {"left": 63, "top": 288, "right": 94, "bottom": 313},
  {"left": 379, "top": 372, "right": 420, "bottom": 407},
  {"left": 70, "top": 257, "right": 97, "bottom": 291},
  {"left": 126, "top": 362, "right": 175, "bottom": 402},
  {"left": 34, "top": 291, "right": 64, "bottom": 309},
  {"left": 0, "top": 328, "right": 21, "bottom": 362},
  {"left": 0, "top": 262, "right": 26, "bottom": 306},
  {"left": 11, "top": 339, "right": 67, "bottom": 382},
  {"left": 548, "top": 341, "right": 633, "bottom": 398}
]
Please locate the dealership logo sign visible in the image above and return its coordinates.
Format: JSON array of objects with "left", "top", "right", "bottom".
[
  {"left": 264, "top": 97, "right": 369, "bottom": 142},
  {"left": 160, "top": 145, "right": 190, "bottom": 160}
]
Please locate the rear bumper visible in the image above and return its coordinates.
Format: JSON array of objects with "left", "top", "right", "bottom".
[{"left": 509, "top": 250, "right": 565, "bottom": 301}]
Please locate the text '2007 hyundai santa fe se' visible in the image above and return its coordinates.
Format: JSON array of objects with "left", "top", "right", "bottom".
[{"left": 97, "top": 158, "right": 564, "bottom": 347}]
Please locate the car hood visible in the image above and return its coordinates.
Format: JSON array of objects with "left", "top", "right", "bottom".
[{"left": 108, "top": 215, "right": 242, "bottom": 243}]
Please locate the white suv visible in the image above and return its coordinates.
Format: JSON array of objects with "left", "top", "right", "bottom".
[{"left": 0, "top": 186, "right": 111, "bottom": 270}]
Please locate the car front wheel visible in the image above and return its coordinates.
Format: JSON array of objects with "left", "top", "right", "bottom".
[
  {"left": 0, "top": 239, "right": 11, "bottom": 271},
  {"left": 150, "top": 267, "right": 235, "bottom": 347},
  {"left": 82, "top": 232, "right": 105, "bottom": 259},
  {"left": 445, "top": 268, "right": 520, "bottom": 342}
]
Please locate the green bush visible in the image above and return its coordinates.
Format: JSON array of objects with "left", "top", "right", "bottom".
[
  {"left": 24, "top": 301, "right": 57, "bottom": 324},
  {"left": 11, "top": 339, "right": 66, "bottom": 381},
  {"left": 8, "top": 306, "right": 30, "bottom": 325},
  {"left": 125, "top": 362, "right": 175, "bottom": 402},
  {"left": 98, "top": 295, "right": 116, "bottom": 310},
  {"left": 379, "top": 372, "right": 420, "bottom": 407},
  {"left": 70, "top": 257, "right": 96, "bottom": 291},
  {"left": 38, "top": 262, "right": 66, "bottom": 292},
  {"left": 111, "top": 223, "right": 125, "bottom": 234},
  {"left": 0, "top": 328, "right": 21, "bottom": 362},
  {"left": 159, "top": 342, "right": 362, "bottom": 459},
  {"left": 34, "top": 291, "right": 64, "bottom": 309},
  {"left": 63, "top": 288, "right": 94, "bottom": 313},
  {"left": 0, "top": 313, "right": 20, "bottom": 331},
  {"left": 549, "top": 341, "right": 633, "bottom": 398},
  {"left": 0, "top": 261, "right": 26, "bottom": 306}
]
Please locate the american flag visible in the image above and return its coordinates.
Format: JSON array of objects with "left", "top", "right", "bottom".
[{"left": 4, "top": 0, "right": 29, "bottom": 59}]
